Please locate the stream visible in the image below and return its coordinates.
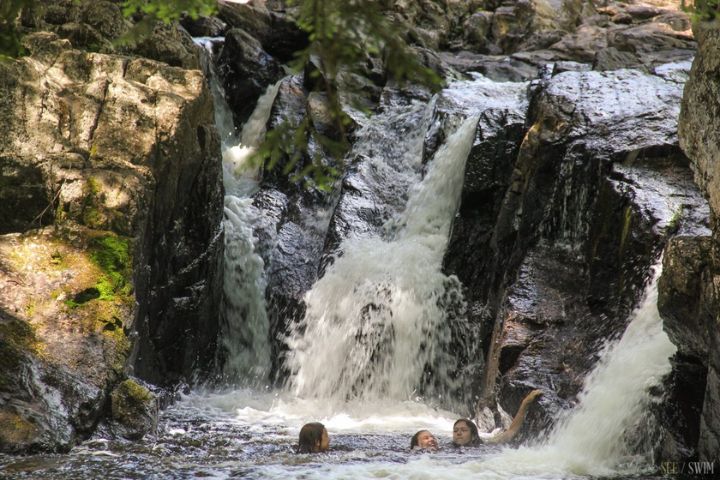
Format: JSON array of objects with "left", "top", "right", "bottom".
[{"left": 0, "top": 36, "right": 682, "bottom": 480}]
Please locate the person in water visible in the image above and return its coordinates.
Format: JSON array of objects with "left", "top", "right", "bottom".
[
  {"left": 298, "top": 422, "right": 330, "bottom": 453},
  {"left": 452, "top": 418, "right": 481, "bottom": 446},
  {"left": 413, "top": 389, "right": 543, "bottom": 449},
  {"left": 410, "top": 429, "right": 439, "bottom": 451}
]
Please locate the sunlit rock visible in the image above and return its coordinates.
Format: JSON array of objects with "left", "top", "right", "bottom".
[{"left": 0, "top": 24, "right": 223, "bottom": 452}]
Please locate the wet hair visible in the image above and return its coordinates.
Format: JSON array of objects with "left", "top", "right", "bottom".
[
  {"left": 298, "top": 422, "right": 326, "bottom": 453},
  {"left": 452, "top": 418, "right": 480, "bottom": 446},
  {"left": 410, "top": 429, "right": 431, "bottom": 449}
]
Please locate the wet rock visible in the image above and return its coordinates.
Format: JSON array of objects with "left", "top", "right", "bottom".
[
  {"left": 654, "top": 354, "right": 707, "bottom": 462},
  {"left": 444, "top": 63, "right": 708, "bottom": 437},
  {"left": 243, "top": 75, "right": 344, "bottom": 380},
  {"left": 677, "top": 20, "right": 720, "bottom": 461},
  {"left": 218, "top": 27, "right": 284, "bottom": 126},
  {"left": 109, "top": 379, "right": 158, "bottom": 440},
  {"left": 218, "top": 0, "right": 307, "bottom": 61},
  {"left": 659, "top": 236, "right": 715, "bottom": 360},
  {"left": 180, "top": 15, "right": 228, "bottom": 38},
  {"left": 217, "top": 0, "right": 271, "bottom": 38},
  {"left": 0, "top": 26, "right": 223, "bottom": 451}
]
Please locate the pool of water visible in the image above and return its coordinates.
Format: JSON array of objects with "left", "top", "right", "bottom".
[{"left": 0, "top": 388, "right": 666, "bottom": 480}]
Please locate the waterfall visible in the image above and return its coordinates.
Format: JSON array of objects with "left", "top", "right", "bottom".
[
  {"left": 285, "top": 116, "right": 479, "bottom": 404},
  {"left": 541, "top": 261, "right": 676, "bottom": 473},
  {"left": 194, "top": 37, "right": 279, "bottom": 382},
  {"left": 467, "top": 262, "right": 677, "bottom": 479}
]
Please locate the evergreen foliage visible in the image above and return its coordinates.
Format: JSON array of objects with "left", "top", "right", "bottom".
[
  {"left": 250, "top": 0, "right": 442, "bottom": 189},
  {"left": 1, "top": 0, "right": 442, "bottom": 189},
  {"left": 682, "top": 0, "right": 720, "bottom": 21}
]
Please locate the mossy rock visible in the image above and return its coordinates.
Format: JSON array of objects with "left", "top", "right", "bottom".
[
  {"left": 110, "top": 378, "right": 157, "bottom": 440},
  {"left": 0, "top": 411, "right": 40, "bottom": 451}
]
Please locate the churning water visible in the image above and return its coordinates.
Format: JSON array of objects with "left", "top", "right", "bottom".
[
  {"left": 0, "top": 52, "right": 675, "bottom": 478},
  {"left": 284, "top": 116, "right": 479, "bottom": 405},
  {"left": 196, "top": 37, "right": 282, "bottom": 382},
  {"left": 0, "top": 265, "right": 674, "bottom": 479}
]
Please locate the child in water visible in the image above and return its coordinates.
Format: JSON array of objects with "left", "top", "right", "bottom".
[
  {"left": 411, "top": 389, "right": 543, "bottom": 449},
  {"left": 298, "top": 422, "right": 330, "bottom": 453}
]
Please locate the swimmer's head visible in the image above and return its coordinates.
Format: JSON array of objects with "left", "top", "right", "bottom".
[
  {"left": 452, "top": 419, "right": 480, "bottom": 446},
  {"left": 410, "top": 430, "right": 438, "bottom": 451},
  {"left": 298, "top": 422, "right": 329, "bottom": 453}
]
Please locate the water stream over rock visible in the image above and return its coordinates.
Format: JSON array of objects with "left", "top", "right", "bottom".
[{"left": 0, "top": 25, "right": 705, "bottom": 480}]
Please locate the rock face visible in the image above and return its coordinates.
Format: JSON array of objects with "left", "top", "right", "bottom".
[
  {"left": 443, "top": 63, "right": 710, "bottom": 438},
  {"left": 672, "top": 20, "right": 720, "bottom": 461},
  {"left": 0, "top": 14, "right": 223, "bottom": 452}
]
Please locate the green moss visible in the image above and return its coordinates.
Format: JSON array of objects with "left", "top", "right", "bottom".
[
  {"left": 24, "top": 300, "right": 36, "bottom": 318},
  {"left": 667, "top": 207, "right": 684, "bottom": 234},
  {"left": 50, "top": 249, "right": 66, "bottom": 268},
  {"left": 619, "top": 205, "right": 633, "bottom": 258},
  {"left": 0, "top": 320, "right": 38, "bottom": 388},
  {"left": 81, "top": 176, "right": 106, "bottom": 229},
  {"left": 111, "top": 378, "right": 153, "bottom": 422},
  {"left": 89, "top": 235, "right": 132, "bottom": 298}
]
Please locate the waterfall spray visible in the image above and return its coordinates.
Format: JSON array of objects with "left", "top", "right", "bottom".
[
  {"left": 285, "top": 116, "right": 479, "bottom": 404},
  {"left": 195, "top": 37, "right": 282, "bottom": 382}
]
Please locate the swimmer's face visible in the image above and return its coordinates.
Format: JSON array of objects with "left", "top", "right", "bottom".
[
  {"left": 453, "top": 421, "right": 472, "bottom": 445},
  {"left": 417, "top": 430, "right": 438, "bottom": 450},
  {"left": 319, "top": 428, "right": 330, "bottom": 451}
]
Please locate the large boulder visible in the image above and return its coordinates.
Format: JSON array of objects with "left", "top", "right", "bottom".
[
  {"left": 0, "top": 30, "right": 223, "bottom": 452},
  {"left": 217, "top": 27, "right": 284, "bottom": 127},
  {"left": 444, "top": 64, "right": 710, "bottom": 437},
  {"left": 675, "top": 20, "right": 720, "bottom": 461}
]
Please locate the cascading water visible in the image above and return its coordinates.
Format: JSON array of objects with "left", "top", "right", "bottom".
[
  {"left": 241, "top": 261, "right": 675, "bottom": 479},
  {"left": 0, "top": 46, "right": 686, "bottom": 478},
  {"left": 195, "top": 37, "right": 280, "bottom": 382},
  {"left": 538, "top": 262, "right": 676, "bottom": 474},
  {"left": 284, "top": 116, "right": 479, "bottom": 405}
]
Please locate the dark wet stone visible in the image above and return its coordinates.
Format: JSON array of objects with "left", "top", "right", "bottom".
[
  {"left": 439, "top": 51, "right": 539, "bottom": 82},
  {"left": 443, "top": 62, "right": 710, "bottom": 442},
  {"left": 218, "top": 1, "right": 307, "bottom": 62},
  {"left": 180, "top": 15, "right": 228, "bottom": 38},
  {"left": 217, "top": 28, "right": 284, "bottom": 126},
  {"left": 653, "top": 354, "right": 707, "bottom": 462}
]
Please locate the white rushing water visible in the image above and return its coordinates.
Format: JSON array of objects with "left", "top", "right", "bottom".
[
  {"left": 195, "top": 37, "right": 281, "bottom": 381},
  {"left": 284, "top": 116, "right": 479, "bottom": 404},
  {"left": 220, "top": 80, "right": 283, "bottom": 381},
  {"left": 179, "top": 50, "right": 675, "bottom": 477},
  {"left": 212, "top": 261, "right": 672, "bottom": 479}
]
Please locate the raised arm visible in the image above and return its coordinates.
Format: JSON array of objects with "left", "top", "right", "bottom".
[{"left": 485, "top": 389, "right": 542, "bottom": 445}]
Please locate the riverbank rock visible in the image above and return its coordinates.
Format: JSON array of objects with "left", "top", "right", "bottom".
[
  {"left": 674, "top": 19, "right": 720, "bottom": 461},
  {"left": 0, "top": 25, "right": 223, "bottom": 451},
  {"left": 108, "top": 379, "right": 158, "bottom": 440},
  {"left": 443, "top": 62, "right": 710, "bottom": 437}
]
